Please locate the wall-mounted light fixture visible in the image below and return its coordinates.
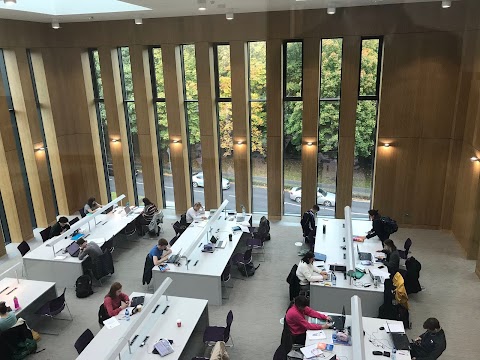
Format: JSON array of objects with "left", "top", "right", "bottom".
[
  {"left": 111, "top": 139, "right": 120, "bottom": 143},
  {"left": 383, "top": 143, "right": 391, "bottom": 148},
  {"left": 442, "top": 0, "right": 451, "bottom": 9},
  {"left": 198, "top": 0, "right": 206, "bottom": 11},
  {"left": 470, "top": 156, "right": 480, "bottom": 162},
  {"left": 306, "top": 142, "right": 313, "bottom": 146},
  {"left": 52, "top": 21, "right": 60, "bottom": 29},
  {"left": 4, "top": 0, "right": 17, "bottom": 6},
  {"left": 135, "top": 18, "right": 143, "bottom": 25},
  {"left": 34, "top": 147, "right": 46, "bottom": 152},
  {"left": 236, "top": 140, "right": 245, "bottom": 145},
  {"left": 327, "top": 7, "right": 336, "bottom": 15},
  {"left": 172, "top": 139, "right": 181, "bottom": 144},
  {"left": 226, "top": 12, "right": 234, "bottom": 20}
]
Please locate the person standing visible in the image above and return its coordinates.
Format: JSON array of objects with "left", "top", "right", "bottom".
[
  {"left": 49, "top": 216, "right": 70, "bottom": 238},
  {"left": 366, "top": 209, "right": 389, "bottom": 246},
  {"left": 103, "top": 282, "right": 130, "bottom": 317},
  {"left": 410, "top": 318, "right": 446, "bottom": 360},
  {"left": 135, "top": 198, "right": 158, "bottom": 235}
]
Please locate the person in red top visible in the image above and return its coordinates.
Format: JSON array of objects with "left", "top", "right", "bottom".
[
  {"left": 104, "top": 282, "right": 130, "bottom": 317},
  {"left": 286, "top": 296, "right": 332, "bottom": 344}
]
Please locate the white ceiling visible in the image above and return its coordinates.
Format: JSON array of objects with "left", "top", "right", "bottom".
[{"left": 0, "top": 0, "right": 453, "bottom": 23}]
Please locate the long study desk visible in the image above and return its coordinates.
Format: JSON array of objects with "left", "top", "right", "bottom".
[
  {"left": 77, "top": 293, "right": 208, "bottom": 360},
  {"left": 23, "top": 207, "right": 142, "bottom": 288},
  {"left": 152, "top": 214, "right": 251, "bottom": 306},
  {"left": 310, "top": 219, "right": 389, "bottom": 317}
]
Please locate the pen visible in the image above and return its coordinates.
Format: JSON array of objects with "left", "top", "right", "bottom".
[
  {"left": 161, "top": 305, "right": 169, "bottom": 314},
  {"left": 130, "top": 335, "right": 139, "bottom": 345},
  {"left": 194, "top": 260, "right": 199, "bottom": 266},
  {"left": 198, "top": 242, "right": 203, "bottom": 248},
  {"left": 84, "top": 234, "right": 90, "bottom": 238},
  {"left": 152, "top": 304, "right": 160, "bottom": 313},
  {"left": 0, "top": 287, "right": 9, "bottom": 294},
  {"left": 6, "top": 287, "right": 17, "bottom": 295},
  {"left": 140, "top": 336, "right": 149, "bottom": 347}
]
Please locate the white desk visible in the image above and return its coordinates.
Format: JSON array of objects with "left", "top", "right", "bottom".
[
  {"left": 306, "top": 314, "right": 411, "bottom": 360},
  {"left": 77, "top": 293, "right": 208, "bottom": 360},
  {"left": 23, "top": 207, "right": 142, "bottom": 288},
  {"left": 310, "top": 219, "right": 388, "bottom": 317},
  {"left": 152, "top": 214, "right": 251, "bottom": 306},
  {"left": 0, "top": 278, "right": 57, "bottom": 323}
]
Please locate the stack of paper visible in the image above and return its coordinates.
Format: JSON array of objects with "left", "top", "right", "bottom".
[
  {"left": 385, "top": 321, "right": 405, "bottom": 333},
  {"left": 103, "top": 317, "right": 120, "bottom": 329},
  {"left": 307, "top": 330, "right": 327, "bottom": 341},
  {"left": 300, "top": 344, "right": 323, "bottom": 359}
]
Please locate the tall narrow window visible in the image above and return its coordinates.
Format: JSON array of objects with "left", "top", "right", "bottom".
[
  {"left": 182, "top": 45, "right": 202, "bottom": 205},
  {"left": 318, "top": 39, "right": 343, "bottom": 217},
  {"left": 0, "top": 192, "right": 10, "bottom": 244},
  {"left": 248, "top": 41, "right": 267, "bottom": 213},
  {"left": 118, "top": 47, "right": 142, "bottom": 204},
  {"left": 214, "top": 44, "right": 234, "bottom": 209},
  {"left": 283, "top": 41, "right": 303, "bottom": 216},
  {"left": 0, "top": 49, "right": 36, "bottom": 228},
  {"left": 26, "top": 49, "right": 59, "bottom": 216},
  {"left": 149, "top": 47, "right": 175, "bottom": 209},
  {"left": 88, "top": 49, "right": 113, "bottom": 200},
  {"left": 353, "top": 38, "right": 383, "bottom": 219}
]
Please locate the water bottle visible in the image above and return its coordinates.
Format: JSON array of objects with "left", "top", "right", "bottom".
[
  {"left": 332, "top": 273, "right": 336, "bottom": 286},
  {"left": 241, "top": 205, "right": 246, "bottom": 218},
  {"left": 125, "top": 308, "right": 130, "bottom": 321},
  {"left": 392, "top": 348, "right": 396, "bottom": 360},
  {"left": 13, "top": 296, "right": 20, "bottom": 310}
]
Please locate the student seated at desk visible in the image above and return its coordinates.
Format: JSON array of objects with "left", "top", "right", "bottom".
[
  {"left": 77, "top": 238, "right": 103, "bottom": 261},
  {"left": 375, "top": 239, "right": 400, "bottom": 277},
  {"left": 186, "top": 202, "right": 206, "bottom": 224},
  {"left": 148, "top": 238, "right": 172, "bottom": 266},
  {"left": 49, "top": 216, "right": 70, "bottom": 238},
  {"left": 104, "top": 282, "right": 130, "bottom": 317},
  {"left": 84, "top": 197, "right": 102, "bottom": 214},
  {"left": 286, "top": 296, "right": 332, "bottom": 345},
  {"left": 410, "top": 318, "right": 446, "bottom": 360},
  {"left": 135, "top": 197, "right": 158, "bottom": 235},
  {"left": 0, "top": 302, "right": 16, "bottom": 332},
  {"left": 296, "top": 252, "right": 328, "bottom": 288}
]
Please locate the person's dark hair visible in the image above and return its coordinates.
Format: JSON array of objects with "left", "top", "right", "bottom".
[
  {"left": 76, "top": 238, "right": 86, "bottom": 246},
  {"left": 87, "top": 197, "right": 96, "bottom": 207},
  {"left": 158, "top": 238, "right": 168, "bottom": 247},
  {"left": 301, "top": 251, "right": 315, "bottom": 263},
  {"left": 58, "top": 216, "right": 69, "bottom": 224},
  {"left": 294, "top": 295, "right": 310, "bottom": 308},
  {"left": 384, "top": 239, "right": 397, "bottom": 251},
  {"left": 108, "top": 282, "right": 122, "bottom": 298},
  {"left": 423, "top": 318, "right": 440, "bottom": 331},
  {"left": 143, "top": 198, "right": 152, "bottom": 206},
  {"left": 312, "top": 205, "right": 320, "bottom": 212},
  {"left": 368, "top": 209, "right": 379, "bottom": 217},
  {"left": 0, "top": 301, "right": 7, "bottom": 314}
]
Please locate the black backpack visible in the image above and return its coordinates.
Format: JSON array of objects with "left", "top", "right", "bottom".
[
  {"left": 238, "top": 263, "right": 260, "bottom": 277},
  {"left": 75, "top": 275, "right": 93, "bottom": 298},
  {"left": 380, "top": 216, "right": 398, "bottom": 235}
]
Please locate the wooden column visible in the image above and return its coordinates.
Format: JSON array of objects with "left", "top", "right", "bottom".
[
  {"left": 3, "top": 49, "right": 50, "bottom": 227},
  {"left": 162, "top": 44, "right": 191, "bottom": 214},
  {"left": 98, "top": 47, "right": 135, "bottom": 204},
  {"left": 0, "top": 67, "right": 33, "bottom": 242},
  {"left": 230, "top": 41, "right": 252, "bottom": 213},
  {"left": 301, "top": 38, "right": 321, "bottom": 215},
  {"left": 336, "top": 37, "right": 361, "bottom": 219},
  {"left": 195, "top": 42, "right": 221, "bottom": 209},
  {"left": 266, "top": 39, "right": 284, "bottom": 219},
  {"left": 130, "top": 45, "right": 163, "bottom": 208}
]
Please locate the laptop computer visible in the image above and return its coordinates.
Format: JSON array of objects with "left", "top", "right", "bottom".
[
  {"left": 102, "top": 206, "right": 113, "bottom": 214},
  {"left": 66, "top": 241, "right": 80, "bottom": 257},
  {"left": 314, "top": 252, "right": 327, "bottom": 262},
  {"left": 328, "top": 305, "right": 346, "bottom": 331},
  {"left": 215, "top": 240, "right": 227, "bottom": 249},
  {"left": 357, "top": 244, "right": 372, "bottom": 261},
  {"left": 124, "top": 206, "right": 132, "bottom": 215},
  {"left": 131, "top": 296, "right": 145, "bottom": 307},
  {"left": 386, "top": 322, "right": 410, "bottom": 350},
  {"left": 167, "top": 248, "right": 183, "bottom": 264}
]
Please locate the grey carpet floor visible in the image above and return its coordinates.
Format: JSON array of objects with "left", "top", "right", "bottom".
[{"left": 0, "top": 213, "right": 479, "bottom": 359}]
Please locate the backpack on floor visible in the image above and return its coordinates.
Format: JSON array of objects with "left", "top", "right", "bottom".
[
  {"left": 381, "top": 216, "right": 398, "bottom": 235},
  {"left": 12, "top": 338, "right": 37, "bottom": 360},
  {"left": 238, "top": 263, "right": 260, "bottom": 277},
  {"left": 75, "top": 275, "right": 93, "bottom": 298}
]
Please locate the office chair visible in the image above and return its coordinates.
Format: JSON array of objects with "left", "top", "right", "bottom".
[
  {"left": 74, "top": 329, "right": 94, "bottom": 354},
  {"left": 221, "top": 261, "right": 233, "bottom": 299},
  {"left": 203, "top": 310, "right": 234, "bottom": 347},
  {"left": 69, "top": 217, "right": 80, "bottom": 226},
  {"left": 246, "top": 236, "right": 266, "bottom": 262},
  {"left": 399, "top": 238, "right": 412, "bottom": 259},
  {"left": 40, "top": 227, "right": 52, "bottom": 242},
  {"left": 17, "top": 241, "right": 31, "bottom": 257},
  {"left": 231, "top": 249, "right": 253, "bottom": 277},
  {"left": 79, "top": 208, "right": 86, "bottom": 218},
  {"left": 35, "top": 288, "right": 73, "bottom": 335}
]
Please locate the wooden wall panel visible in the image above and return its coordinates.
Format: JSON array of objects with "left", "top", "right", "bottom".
[
  {"left": 0, "top": 228, "right": 5, "bottom": 257},
  {"left": 441, "top": 139, "right": 462, "bottom": 229},
  {"left": 266, "top": 39, "right": 283, "bottom": 219},
  {"left": 162, "top": 44, "right": 191, "bottom": 214},
  {"left": 195, "top": 42, "right": 221, "bottom": 209},
  {"left": 301, "top": 38, "right": 320, "bottom": 214},
  {"left": 230, "top": 41, "right": 252, "bottom": 213}
]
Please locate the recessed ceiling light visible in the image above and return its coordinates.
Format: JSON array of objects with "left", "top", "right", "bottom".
[
  {"left": 198, "top": 0, "right": 207, "bottom": 11},
  {"left": 226, "top": 12, "right": 234, "bottom": 20},
  {"left": 4, "top": 0, "right": 16, "bottom": 6},
  {"left": 442, "top": 0, "right": 451, "bottom": 8},
  {"left": 52, "top": 21, "right": 60, "bottom": 29},
  {"left": 327, "top": 7, "right": 336, "bottom": 15},
  {"left": 135, "top": 18, "right": 143, "bottom": 25}
]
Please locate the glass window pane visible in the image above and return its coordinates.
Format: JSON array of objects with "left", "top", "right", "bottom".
[
  {"left": 186, "top": 102, "right": 204, "bottom": 204},
  {"left": 183, "top": 45, "right": 198, "bottom": 100},
  {"left": 285, "top": 42, "right": 303, "bottom": 98},
  {"left": 284, "top": 101, "right": 303, "bottom": 215},
  {"left": 250, "top": 101, "right": 267, "bottom": 213},
  {"left": 249, "top": 42, "right": 266, "bottom": 100},
  {"left": 216, "top": 44, "right": 231, "bottom": 98},
  {"left": 359, "top": 39, "right": 380, "bottom": 97},
  {"left": 92, "top": 50, "right": 104, "bottom": 99},
  {"left": 98, "top": 101, "right": 116, "bottom": 200},
  {"left": 156, "top": 102, "right": 174, "bottom": 208},
  {"left": 218, "top": 102, "right": 234, "bottom": 209},
  {"left": 120, "top": 47, "right": 134, "bottom": 100},
  {"left": 152, "top": 48, "right": 165, "bottom": 98},
  {"left": 320, "top": 39, "right": 343, "bottom": 99},
  {"left": 318, "top": 101, "right": 339, "bottom": 217}
]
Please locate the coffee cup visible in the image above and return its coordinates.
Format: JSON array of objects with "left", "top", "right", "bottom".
[{"left": 176, "top": 319, "right": 182, "bottom": 327}]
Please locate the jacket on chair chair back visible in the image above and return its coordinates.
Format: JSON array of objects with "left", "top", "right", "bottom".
[{"left": 392, "top": 272, "right": 409, "bottom": 309}]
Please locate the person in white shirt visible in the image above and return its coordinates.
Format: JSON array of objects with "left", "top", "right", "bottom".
[
  {"left": 186, "top": 202, "right": 206, "bottom": 223},
  {"left": 296, "top": 251, "right": 328, "bottom": 287}
]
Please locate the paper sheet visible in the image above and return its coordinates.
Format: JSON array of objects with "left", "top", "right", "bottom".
[
  {"left": 103, "top": 316, "right": 120, "bottom": 329},
  {"left": 369, "top": 267, "right": 388, "bottom": 280},
  {"left": 239, "top": 225, "right": 250, "bottom": 233},
  {"left": 307, "top": 330, "right": 327, "bottom": 340},
  {"left": 385, "top": 321, "right": 405, "bottom": 333},
  {"left": 300, "top": 344, "right": 324, "bottom": 358},
  {"left": 54, "top": 255, "right": 67, "bottom": 260}
]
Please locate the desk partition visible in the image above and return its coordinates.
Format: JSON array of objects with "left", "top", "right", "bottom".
[
  {"left": 351, "top": 295, "right": 366, "bottom": 360},
  {"left": 345, "top": 206, "right": 355, "bottom": 273}
]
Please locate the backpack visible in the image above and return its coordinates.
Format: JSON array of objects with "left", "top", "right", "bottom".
[
  {"left": 12, "top": 338, "right": 37, "bottom": 360},
  {"left": 75, "top": 275, "right": 93, "bottom": 298},
  {"left": 238, "top": 263, "right": 260, "bottom": 277},
  {"left": 98, "top": 303, "right": 110, "bottom": 325},
  {"left": 380, "top": 216, "right": 398, "bottom": 235}
]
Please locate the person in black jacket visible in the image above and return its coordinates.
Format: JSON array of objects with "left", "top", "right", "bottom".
[
  {"left": 376, "top": 239, "right": 400, "bottom": 277},
  {"left": 366, "top": 209, "right": 389, "bottom": 246},
  {"left": 49, "top": 216, "right": 70, "bottom": 238},
  {"left": 301, "top": 205, "right": 319, "bottom": 238},
  {"left": 410, "top": 318, "right": 446, "bottom": 360}
]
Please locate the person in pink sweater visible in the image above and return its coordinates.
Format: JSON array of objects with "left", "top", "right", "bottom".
[
  {"left": 104, "top": 282, "right": 130, "bottom": 317},
  {"left": 286, "top": 296, "right": 332, "bottom": 344}
]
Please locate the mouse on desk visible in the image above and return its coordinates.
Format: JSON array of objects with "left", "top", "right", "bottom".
[{"left": 379, "top": 326, "right": 385, "bottom": 331}]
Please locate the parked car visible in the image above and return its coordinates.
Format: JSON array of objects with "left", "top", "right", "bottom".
[
  {"left": 289, "top": 186, "right": 336, "bottom": 207},
  {"left": 192, "top": 172, "right": 230, "bottom": 190}
]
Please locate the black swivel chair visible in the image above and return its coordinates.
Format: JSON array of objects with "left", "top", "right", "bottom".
[
  {"left": 17, "top": 241, "right": 31, "bottom": 257},
  {"left": 40, "top": 227, "right": 52, "bottom": 242},
  {"left": 74, "top": 329, "right": 94, "bottom": 354}
]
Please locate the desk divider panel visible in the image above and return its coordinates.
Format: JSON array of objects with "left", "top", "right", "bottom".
[
  {"left": 350, "top": 295, "right": 366, "bottom": 360},
  {"left": 345, "top": 206, "right": 355, "bottom": 273}
]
